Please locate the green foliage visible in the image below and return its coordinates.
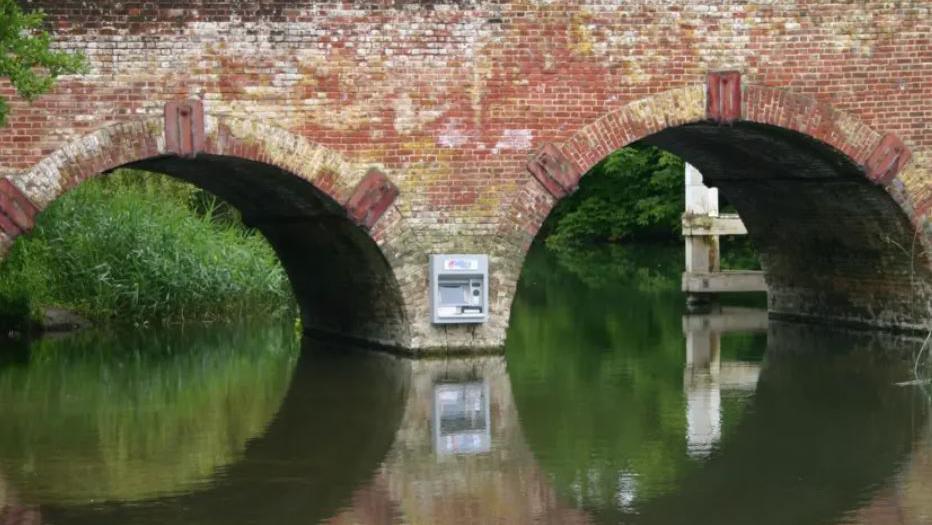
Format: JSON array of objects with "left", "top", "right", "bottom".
[
  {"left": 0, "top": 0, "right": 87, "bottom": 126},
  {"left": 0, "top": 169, "right": 292, "bottom": 326},
  {"left": 544, "top": 144, "right": 685, "bottom": 248},
  {"left": 721, "top": 235, "right": 763, "bottom": 271}
]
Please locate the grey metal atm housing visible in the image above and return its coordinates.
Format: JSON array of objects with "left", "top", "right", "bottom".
[
  {"left": 433, "top": 380, "right": 491, "bottom": 455},
  {"left": 430, "top": 254, "right": 489, "bottom": 324}
]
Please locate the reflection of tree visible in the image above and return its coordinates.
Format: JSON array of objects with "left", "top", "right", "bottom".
[
  {"left": 507, "top": 244, "right": 759, "bottom": 520},
  {"left": 0, "top": 321, "right": 299, "bottom": 504},
  {"left": 542, "top": 243, "right": 682, "bottom": 292},
  {"left": 40, "top": 341, "right": 409, "bottom": 525}
]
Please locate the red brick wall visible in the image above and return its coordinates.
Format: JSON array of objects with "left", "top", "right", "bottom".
[{"left": 1, "top": 1, "right": 929, "bottom": 350}]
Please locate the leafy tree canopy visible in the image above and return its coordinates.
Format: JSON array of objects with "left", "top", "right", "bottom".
[
  {"left": 543, "top": 144, "right": 685, "bottom": 247},
  {"left": 0, "top": 0, "right": 86, "bottom": 126}
]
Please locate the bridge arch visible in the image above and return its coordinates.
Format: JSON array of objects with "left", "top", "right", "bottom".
[
  {"left": 2, "top": 109, "right": 410, "bottom": 348},
  {"left": 501, "top": 79, "right": 932, "bottom": 333}
]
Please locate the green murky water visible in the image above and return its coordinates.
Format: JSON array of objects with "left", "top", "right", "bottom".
[{"left": 0, "top": 245, "right": 929, "bottom": 524}]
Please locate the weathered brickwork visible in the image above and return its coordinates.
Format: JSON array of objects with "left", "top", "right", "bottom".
[{"left": 1, "top": 1, "right": 930, "bottom": 351}]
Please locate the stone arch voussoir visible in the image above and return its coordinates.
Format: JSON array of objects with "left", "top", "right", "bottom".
[
  {"left": 508, "top": 77, "right": 927, "bottom": 259},
  {"left": 1, "top": 105, "right": 402, "bottom": 251},
  {"left": 0, "top": 104, "right": 413, "bottom": 349}
]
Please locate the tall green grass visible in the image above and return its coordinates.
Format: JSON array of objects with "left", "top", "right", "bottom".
[{"left": 0, "top": 170, "right": 292, "bottom": 329}]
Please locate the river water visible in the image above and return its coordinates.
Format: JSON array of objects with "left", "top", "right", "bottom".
[{"left": 0, "top": 245, "right": 929, "bottom": 524}]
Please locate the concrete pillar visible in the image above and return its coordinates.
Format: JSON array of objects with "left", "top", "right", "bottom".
[{"left": 684, "top": 164, "right": 720, "bottom": 311}]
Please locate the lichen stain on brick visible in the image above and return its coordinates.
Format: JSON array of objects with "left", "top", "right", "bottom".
[
  {"left": 493, "top": 130, "right": 533, "bottom": 154},
  {"left": 215, "top": 116, "right": 364, "bottom": 199},
  {"left": 825, "top": 110, "right": 878, "bottom": 163},
  {"left": 896, "top": 153, "right": 932, "bottom": 227},
  {"left": 568, "top": 11, "right": 595, "bottom": 57},
  {"left": 437, "top": 119, "right": 473, "bottom": 149},
  {"left": 393, "top": 93, "right": 450, "bottom": 136},
  {"left": 294, "top": 53, "right": 391, "bottom": 133}
]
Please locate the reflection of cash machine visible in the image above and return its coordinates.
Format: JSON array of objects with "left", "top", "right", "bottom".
[
  {"left": 433, "top": 381, "right": 491, "bottom": 455},
  {"left": 430, "top": 254, "right": 488, "bottom": 324}
]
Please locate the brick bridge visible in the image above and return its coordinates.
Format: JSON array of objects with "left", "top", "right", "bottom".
[{"left": 1, "top": 1, "right": 930, "bottom": 354}]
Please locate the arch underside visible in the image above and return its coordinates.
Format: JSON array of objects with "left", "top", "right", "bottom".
[
  {"left": 643, "top": 122, "right": 931, "bottom": 331},
  {"left": 128, "top": 154, "right": 408, "bottom": 347}
]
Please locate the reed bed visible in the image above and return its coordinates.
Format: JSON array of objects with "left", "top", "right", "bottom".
[{"left": 0, "top": 170, "right": 292, "bottom": 330}]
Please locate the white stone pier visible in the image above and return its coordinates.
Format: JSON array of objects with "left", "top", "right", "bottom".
[{"left": 682, "top": 164, "right": 767, "bottom": 309}]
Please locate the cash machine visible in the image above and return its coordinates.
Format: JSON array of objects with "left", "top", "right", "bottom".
[{"left": 429, "top": 254, "right": 488, "bottom": 324}]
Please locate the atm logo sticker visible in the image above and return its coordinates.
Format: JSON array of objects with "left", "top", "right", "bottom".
[{"left": 444, "top": 259, "right": 478, "bottom": 271}]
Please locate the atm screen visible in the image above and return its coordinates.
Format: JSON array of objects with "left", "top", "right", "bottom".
[{"left": 438, "top": 282, "right": 467, "bottom": 305}]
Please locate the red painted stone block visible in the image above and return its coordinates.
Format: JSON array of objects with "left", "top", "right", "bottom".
[
  {"left": 707, "top": 71, "right": 742, "bottom": 124},
  {"left": 864, "top": 133, "right": 911, "bottom": 185},
  {"left": 164, "top": 100, "right": 205, "bottom": 158},
  {"left": 345, "top": 168, "right": 399, "bottom": 230},
  {"left": 526, "top": 143, "right": 581, "bottom": 199},
  {"left": 0, "top": 178, "right": 38, "bottom": 237}
]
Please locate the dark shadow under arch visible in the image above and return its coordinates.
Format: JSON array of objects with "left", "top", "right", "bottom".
[
  {"left": 6, "top": 113, "right": 410, "bottom": 349},
  {"left": 641, "top": 121, "right": 930, "bottom": 331},
  {"left": 507, "top": 84, "right": 932, "bottom": 334},
  {"left": 126, "top": 154, "right": 409, "bottom": 347}
]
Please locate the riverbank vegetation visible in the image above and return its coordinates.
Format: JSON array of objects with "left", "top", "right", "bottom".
[
  {"left": 540, "top": 143, "right": 761, "bottom": 270},
  {"left": 0, "top": 170, "right": 292, "bottom": 332}
]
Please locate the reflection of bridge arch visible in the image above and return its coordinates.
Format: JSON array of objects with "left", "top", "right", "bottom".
[
  {"left": 330, "top": 357, "right": 592, "bottom": 524},
  {"left": 14, "top": 324, "right": 926, "bottom": 524},
  {"left": 0, "top": 474, "right": 39, "bottom": 525},
  {"left": 39, "top": 342, "right": 409, "bottom": 525},
  {"left": 0, "top": 323, "right": 298, "bottom": 505},
  {"left": 329, "top": 321, "right": 925, "bottom": 525},
  {"left": 504, "top": 253, "right": 926, "bottom": 524},
  {"left": 634, "top": 322, "right": 927, "bottom": 525}
]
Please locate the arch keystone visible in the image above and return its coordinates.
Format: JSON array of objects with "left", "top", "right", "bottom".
[
  {"left": 864, "top": 133, "right": 911, "bottom": 185},
  {"left": 164, "top": 100, "right": 205, "bottom": 158},
  {"left": 345, "top": 168, "right": 399, "bottom": 230},
  {"left": 707, "top": 71, "right": 742, "bottom": 124},
  {"left": 527, "top": 143, "right": 582, "bottom": 199}
]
